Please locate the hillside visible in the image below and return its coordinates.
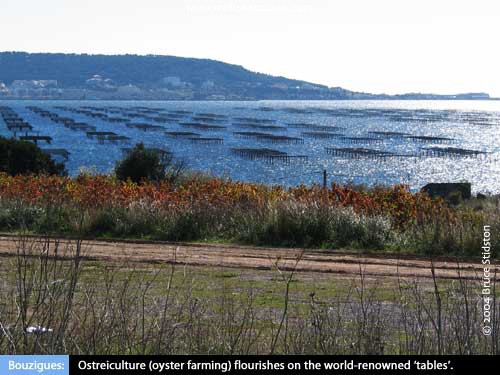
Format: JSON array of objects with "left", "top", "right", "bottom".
[
  {"left": 0, "top": 52, "right": 491, "bottom": 100},
  {"left": 0, "top": 52, "right": 311, "bottom": 87}
]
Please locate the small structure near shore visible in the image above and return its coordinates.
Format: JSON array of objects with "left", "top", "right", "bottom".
[
  {"left": 422, "top": 147, "right": 486, "bottom": 158},
  {"left": 166, "top": 131, "right": 201, "bottom": 138},
  {"left": 233, "top": 117, "right": 276, "bottom": 124},
  {"left": 189, "top": 137, "right": 224, "bottom": 144},
  {"left": 121, "top": 147, "right": 172, "bottom": 159},
  {"left": 179, "top": 122, "right": 227, "bottom": 131},
  {"left": 367, "top": 131, "right": 411, "bottom": 139},
  {"left": 232, "top": 123, "right": 287, "bottom": 131},
  {"left": 126, "top": 123, "right": 164, "bottom": 131},
  {"left": 301, "top": 132, "right": 344, "bottom": 139},
  {"left": 231, "top": 148, "right": 307, "bottom": 163},
  {"left": 405, "top": 135, "right": 455, "bottom": 144},
  {"left": 86, "top": 131, "right": 130, "bottom": 143},
  {"left": 339, "top": 136, "right": 383, "bottom": 145},
  {"left": 233, "top": 132, "right": 303, "bottom": 144},
  {"left": 287, "top": 123, "right": 345, "bottom": 132},
  {"left": 19, "top": 135, "right": 53, "bottom": 144},
  {"left": 421, "top": 183, "right": 472, "bottom": 200},
  {"left": 326, "top": 147, "right": 394, "bottom": 159}
]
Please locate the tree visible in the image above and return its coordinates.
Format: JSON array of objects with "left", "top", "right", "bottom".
[
  {"left": 0, "top": 136, "right": 66, "bottom": 176},
  {"left": 115, "top": 142, "right": 178, "bottom": 183}
]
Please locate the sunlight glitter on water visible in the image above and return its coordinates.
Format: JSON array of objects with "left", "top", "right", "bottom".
[{"left": 1, "top": 100, "right": 500, "bottom": 193}]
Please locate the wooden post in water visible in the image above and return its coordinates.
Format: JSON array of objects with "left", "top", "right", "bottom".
[{"left": 323, "top": 169, "right": 327, "bottom": 189}]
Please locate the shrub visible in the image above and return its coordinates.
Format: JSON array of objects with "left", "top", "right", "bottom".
[
  {"left": 0, "top": 201, "right": 44, "bottom": 230},
  {"left": 84, "top": 208, "right": 120, "bottom": 236},
  {"left": 0, "top": 136, "right": 66, "bottom": 176},
  {"left": 115, "top": 142, "right": 173, "bottom": 183}
]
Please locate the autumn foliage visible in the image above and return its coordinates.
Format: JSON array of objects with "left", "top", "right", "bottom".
[{"left": 0, "top": 172, "right": 452, "bottom": 230}]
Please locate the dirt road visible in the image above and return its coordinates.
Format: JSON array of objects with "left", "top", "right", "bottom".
[{"left": 0, "top": 235, "right": 496, "bottom": 280}]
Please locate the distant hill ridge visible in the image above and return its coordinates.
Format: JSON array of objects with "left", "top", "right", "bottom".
[{"left": 0, "top": 52, "right": 491, "bottom": 100}]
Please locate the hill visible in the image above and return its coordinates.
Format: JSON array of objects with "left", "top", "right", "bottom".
[{"left": 0, "top": 52, "right": 491, "bottom": 100}]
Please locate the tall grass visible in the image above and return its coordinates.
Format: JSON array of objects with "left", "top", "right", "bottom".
[
  {"left": 0, "top": 173, "right": 498, "bottom": 256},
  {"left": 0, "top": 198, "right": 497, "bottom": 256},
  {"left": 0, "top": 236, "right": 498, "bottom": 355}
]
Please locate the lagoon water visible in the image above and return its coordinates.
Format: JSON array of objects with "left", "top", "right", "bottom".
[{"left": 1, "top": 100, "right": 500, "bottom": 193}]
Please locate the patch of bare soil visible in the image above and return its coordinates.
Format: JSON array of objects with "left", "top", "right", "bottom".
[{"left": 0, "top": 235, "right": 496, "bottom": 280}]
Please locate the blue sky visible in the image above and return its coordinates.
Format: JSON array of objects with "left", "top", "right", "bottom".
[{"left": 1, "top": 0, "right": 500, "bottom": 96}]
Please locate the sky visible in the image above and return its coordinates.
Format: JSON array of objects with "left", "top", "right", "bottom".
[{"left": 1, "top": 0, "right": 500, "bottom": 96}]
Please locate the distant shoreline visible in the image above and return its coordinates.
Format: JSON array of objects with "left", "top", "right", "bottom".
[{"left": 1, "top": 98, "right": 499, "bottom": 101}]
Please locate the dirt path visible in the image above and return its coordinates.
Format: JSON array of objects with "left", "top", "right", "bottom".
[{"left": 0, "top": 235, "right": 497, "bottom": 280}]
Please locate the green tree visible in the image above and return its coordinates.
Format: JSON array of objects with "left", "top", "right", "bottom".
[
  {"left": 115, "top": 143, "right": 177, "bottom": 183},
  {"left": 0, "top": 136, "right": 66, "bottom": 176}
]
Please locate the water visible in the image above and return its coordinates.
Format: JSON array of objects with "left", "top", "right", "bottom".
[{"left": 1, "top": 100, "right": 500, "bottom": 193}]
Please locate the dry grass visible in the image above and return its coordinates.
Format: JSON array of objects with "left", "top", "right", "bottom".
[{"left": 0, "top": 236, "right": 498, "bottom": 355}]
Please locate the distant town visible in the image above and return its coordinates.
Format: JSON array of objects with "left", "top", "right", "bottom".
[{"left": 0, "top": 52, "right": 493, "bottom": 101}]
